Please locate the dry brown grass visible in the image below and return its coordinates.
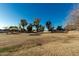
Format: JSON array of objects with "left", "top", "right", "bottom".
[{"left": 0, "top": 31, "right": 79, "bottom": 56}]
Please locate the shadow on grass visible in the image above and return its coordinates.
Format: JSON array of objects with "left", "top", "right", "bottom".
[
  {"left": 29, "top": 33, "right": 42, "bottom": 36},
  {"left": 0, "top": 44, "right": 22, "bottom": 53}
]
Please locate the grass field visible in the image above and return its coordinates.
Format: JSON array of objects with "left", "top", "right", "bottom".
[{"left": 0, "top": 31, "right": 79, "bottom": 56}]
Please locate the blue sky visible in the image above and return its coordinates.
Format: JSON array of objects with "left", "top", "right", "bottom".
[{"left": 0, "top": 3, "right": 74, "bottom": 29}]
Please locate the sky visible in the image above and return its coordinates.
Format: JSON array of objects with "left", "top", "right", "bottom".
[{"left": 0, "top": 3, "right": 74, "bottom": 29}]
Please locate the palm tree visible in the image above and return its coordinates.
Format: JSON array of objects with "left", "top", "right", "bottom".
[
  {"left": 33, "top": 18, "right": 40, "bottom": 32},
  {"left": 20, "top": 19, "right": 28, "bottom": 31},
  {"left": 46, "top": 20, "right": 52, "bottom": 31}
]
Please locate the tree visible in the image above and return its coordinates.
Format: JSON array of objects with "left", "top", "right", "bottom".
[
  {"left": 20, "top": 19, "right": 28, "bottom": 31},
  {"left": 38, "top": 25, "right": 45, "bottom": 32},
  {"left": 33, "top": 18, "right": 40, "bottom": 32},
  {"left": 46, "top": 20, "right": 52, "bottom": 31},
  {"left": 50, "top": 27, "right": 54, "bottom": 32},
  {"left": 56, "top": 26, "right": 64, "bottom": 31},
  {"left": 27, "top": 24, "right": 33, "bottom": 32}
]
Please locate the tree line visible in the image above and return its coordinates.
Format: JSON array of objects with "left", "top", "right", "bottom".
[{"left": 6, "top": 18, "right": 66, "bottom": 34}]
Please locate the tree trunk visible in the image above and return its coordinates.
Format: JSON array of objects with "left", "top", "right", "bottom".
[{"left": 36, "top": 25, "right": 39, "bottom": 32}]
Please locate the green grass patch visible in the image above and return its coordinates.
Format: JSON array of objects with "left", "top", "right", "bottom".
[{"left": 0, "top": 45, "right": 22, "bottom": 53}]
